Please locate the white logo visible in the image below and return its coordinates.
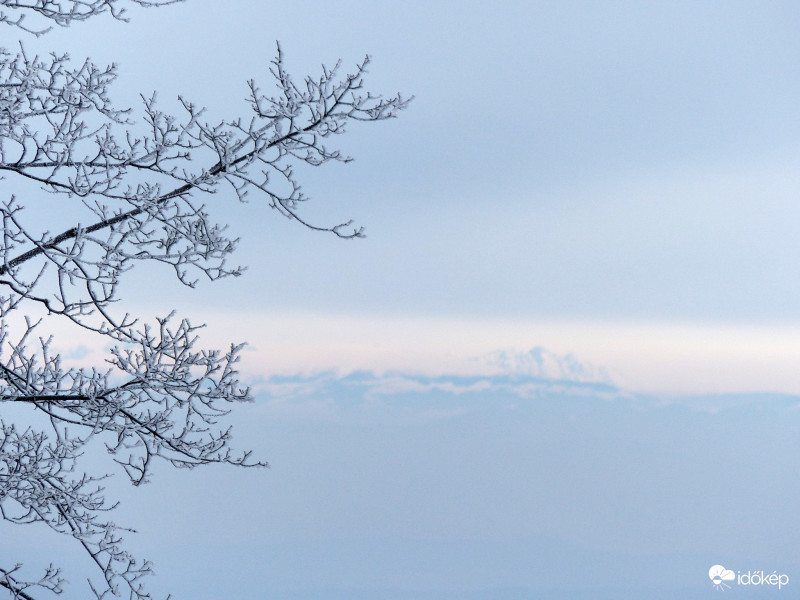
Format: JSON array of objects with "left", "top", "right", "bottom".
[
  {"left": 709, "top": 565, "right": 736, "bottom": 591},
  {"left": 709, "top": 564, "right": 790, "bottom": 591}
]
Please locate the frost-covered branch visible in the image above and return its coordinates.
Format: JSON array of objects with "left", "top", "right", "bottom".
[
  {"left": 0, "top": 0, "right": 181, "bottom": 35},
  {"left": 0, "top": 25, "right": 410, "bottom": 600}
]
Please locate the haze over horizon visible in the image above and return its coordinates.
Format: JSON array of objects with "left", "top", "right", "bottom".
[{"left": 1, "top": 1, "right": 799, "bottom": 599}]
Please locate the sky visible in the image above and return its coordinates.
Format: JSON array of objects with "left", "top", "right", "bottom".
[
  {"left": 2, "top": 1, "right": 800, "bottom": 599},
  {"left": 20, "top": 0, "right": 800, "bottom": 395}
]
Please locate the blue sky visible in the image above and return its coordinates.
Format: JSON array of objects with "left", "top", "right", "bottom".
[
  {"left": 23, "top": 0, "right": 800, "bottom": 394},
  {"left": 3, "top": 1, "right": 800, "bottom": 599}
]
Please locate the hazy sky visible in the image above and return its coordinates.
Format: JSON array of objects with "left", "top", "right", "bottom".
[
  {"left": 19, "top": 0, "right": 800, "bottom": 394},
  {"left": 3, "top": 2, "right": 800, "bottom": 599}
]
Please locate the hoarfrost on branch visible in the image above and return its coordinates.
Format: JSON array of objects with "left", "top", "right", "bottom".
[{"left": 0, "top": 2, "right": 411, "bottom": 599}]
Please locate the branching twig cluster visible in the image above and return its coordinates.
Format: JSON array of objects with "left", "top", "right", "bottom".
[
  {"left": 0, "top": 2, "right": 410, "bottom": 599},
  {"left": 0, "top": 0, "right": 181, "bottom": 36}
]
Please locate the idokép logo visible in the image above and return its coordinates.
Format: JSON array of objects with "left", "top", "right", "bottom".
[
  {"left": 709, "top": 565, "right": 736, "bottom": 590},
  {"left": 709, "top": 564, "right": 790, "bottom": 591}
]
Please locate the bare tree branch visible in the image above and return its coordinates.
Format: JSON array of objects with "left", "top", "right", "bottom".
[
  {"left": 0, "top": 0, "right": 182, "bottom": 35},
  {"left": 0, "top": 8, "right": 411, "bottom": 600}
]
